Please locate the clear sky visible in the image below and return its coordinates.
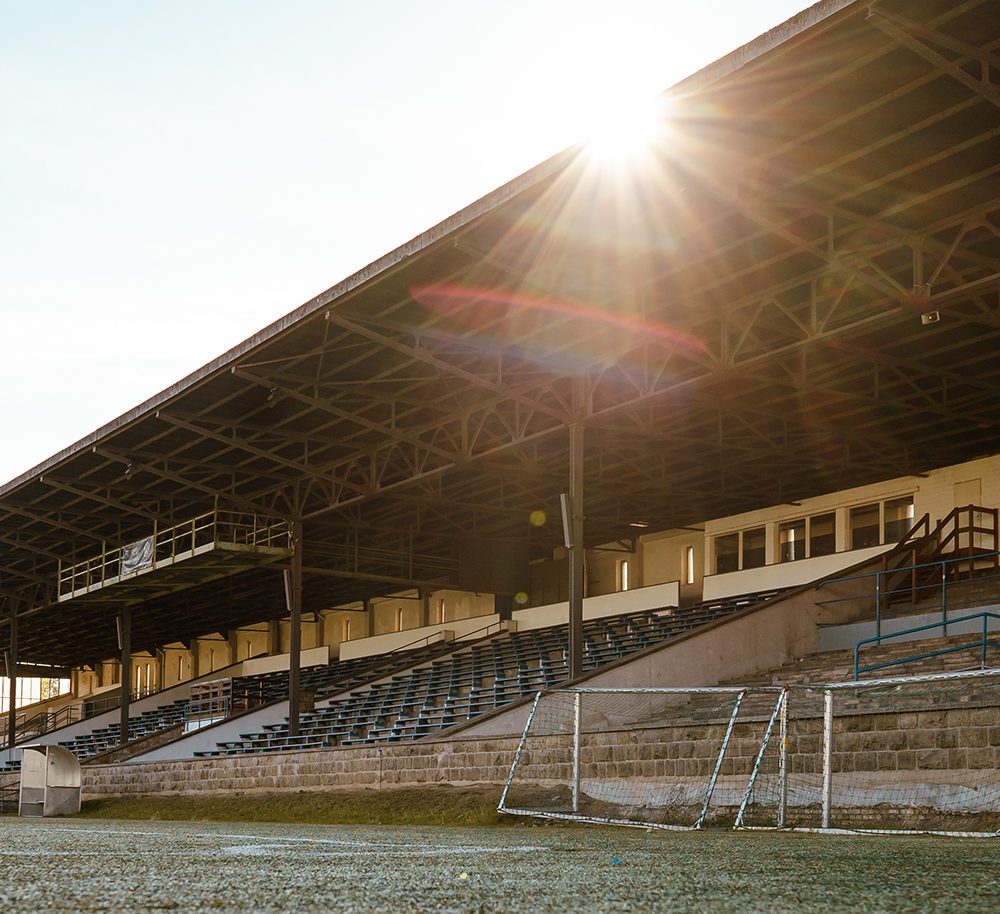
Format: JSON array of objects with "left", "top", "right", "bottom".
[{"left": 1, "top": 0, "right": 808, "bottom": 486}]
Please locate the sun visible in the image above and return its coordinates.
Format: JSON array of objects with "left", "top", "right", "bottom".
[{"left": 583, "top": 92, "right": 671, "bottom": 169}]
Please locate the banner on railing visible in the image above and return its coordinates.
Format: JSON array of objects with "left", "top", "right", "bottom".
[{"left": 121, "top": 536, "right": 154, "bottom": 575}]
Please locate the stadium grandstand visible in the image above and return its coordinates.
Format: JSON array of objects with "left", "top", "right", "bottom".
[{"left": 2, "top": 0, "right": 1000, "bottom": 834}]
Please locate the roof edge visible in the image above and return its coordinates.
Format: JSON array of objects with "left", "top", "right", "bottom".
[{"left": 1, "top": 0, "right": 864, "bottom": 499}]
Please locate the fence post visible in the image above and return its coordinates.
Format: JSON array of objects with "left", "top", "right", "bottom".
[
  {"left": 822, "top": 689, "right": 834, "bottom": 829},
  {"left": 941, "top": 560, "right": 948, "bottom": 636},
  {"left": 778, "top": 688, "right": 788, "bottom": 828},
  {"left": 875, "top": 573, "right": 882, "bottom": 640},
  {"left": 571, "top": 692, "right": 582, "bottom": 813}
]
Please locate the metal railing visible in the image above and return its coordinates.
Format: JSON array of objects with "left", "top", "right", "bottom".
[
  {"left": 58, "top": 509, "right": 291, "bottom": 598},
  {"left": 0, "top": 704, "right": 81, "bottom": 746},
  {"left": 854, "top": 611, "right": 1000, "bottom": 679},
  {"left": 817, "top": 549, "right": 1000, "bottom": 640}
]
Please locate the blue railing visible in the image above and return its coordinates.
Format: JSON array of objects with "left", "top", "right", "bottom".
[
  {"left": 817, "top": 549, "right": 1000, "bottom": 640},
  {"left": 854, "top": 611, "right": 1000, "bottom": 679}
]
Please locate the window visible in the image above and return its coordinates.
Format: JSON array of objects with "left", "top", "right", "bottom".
[
  {"left": 742, "top": 527, "right": 766, "bottom": 569},
  {"left": 884, "top": 496, "right": 914, "bottom": 544},
  {"left": 618, "top": 559, "right": 630, "bottom": 591},
  {"left": 396, "top": 608, "right": 404, "bottom": 632},
  {"left": 684, "top": 546, "right": 696, "bottom": 585},
  {"left": 715, "top": 533, "right": 739, "bottom": 574},
  {"left": 778, "top": 513, "right": 835, "bottom": 562},
  {"left": 809, "top": 513, "right": 836, "bottom": 557},
  {"left": 714, "top": 529, "right": 765, "bottom": 574},
  {"left": 341, "top": 618, "right": 351, "bottom": 642},
  {"left": 435, "top": 598, "right": 445, "bottom": 624},
  {"left": 849, "top": 496, "right": 914, "bottom": 549},
  {"left": 849, "top": 502, "right": 881, "bottom": 549},
  {"left": 778, "top": 519, "right": 806, "bottom": 563}
]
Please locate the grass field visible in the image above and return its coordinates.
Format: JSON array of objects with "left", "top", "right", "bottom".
[{"left": 0, "top": 818, "right": 998, "bottom": 913}]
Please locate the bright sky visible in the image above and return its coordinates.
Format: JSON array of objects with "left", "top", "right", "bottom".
[{"left": 1, "top": 0, "right": 808, "bottom": 486}]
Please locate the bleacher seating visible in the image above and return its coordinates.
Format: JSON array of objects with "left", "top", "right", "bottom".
[
  {"left": 0, "top": 588, "right": 783, "bottom": 771},
  {"left": 196, "top": 590, "right": 784, "bottom": 757}
]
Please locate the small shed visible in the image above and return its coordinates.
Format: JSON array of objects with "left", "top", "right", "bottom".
[{"left": 19, "top": 745, "right": 82, "bottom": 817}]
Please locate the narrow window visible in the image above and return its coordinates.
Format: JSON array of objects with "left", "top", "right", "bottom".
[
  {"left": 742, "top": 527, "right": 766, "bottom": 570},
  {"left": 715, "top": 533, "right": 739, "bottom": 574},
  {"left": 341, "top": 618, "right": 351, "bottom": 642},
  {"left": 778, "top": 519, "right": 806, "bottom": 563},
  {"left": 436, "top": 598, "right": 445, "bottom": 624},
  {"left": 618, "top": 560, "right": 630, "bottom": 592},
  {"left": 684, "top": 546, "right": 695, "bottom": 585},
  {"left": 396, "top": 607, "right": 404, "bottom": 632},
  {"left": 850, "top": 503, "right": 881, "bottom": 549}
]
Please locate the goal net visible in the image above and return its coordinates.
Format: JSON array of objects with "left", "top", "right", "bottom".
[
  {"left": 498, "top": 686, "right": 785, "bottom": 830},
  {"left": 743, "top": 669, "right": 1000, "bottom": 836},
  {"left": 500, "top": 671, "right": 1000, "bottom": 836}
]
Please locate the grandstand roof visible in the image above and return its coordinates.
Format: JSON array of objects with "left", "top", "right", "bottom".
[{"left": 3, "top": 0, "right": 1000, "bottom": 667}]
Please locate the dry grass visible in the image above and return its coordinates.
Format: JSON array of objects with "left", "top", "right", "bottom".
[{"left": 76, "top": 786, "right": 525, "bottom": 827}]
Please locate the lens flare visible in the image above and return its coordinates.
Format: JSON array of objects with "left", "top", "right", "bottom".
[{"left": 584, "top": 93, "right": 671, "bottom": 169}]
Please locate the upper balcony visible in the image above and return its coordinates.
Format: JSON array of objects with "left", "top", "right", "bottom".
[{"left": 56, "top": 510, "right": 292, "bottom": 607}]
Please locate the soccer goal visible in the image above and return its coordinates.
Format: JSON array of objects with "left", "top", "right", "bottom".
[
  {"left": 499, "top": 671, "right": 1000, "bottom": 836},
  {"left": 498, "top": 686, "right": 787, "bottom": 830}
]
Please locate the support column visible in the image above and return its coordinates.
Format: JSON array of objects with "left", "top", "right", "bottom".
[
  {"left": 287, "top": 520, "right": 303, "bottom": 738},
  {"left": 267, "top": 619, "right": 280, "bottom": 656},
  {"left": 568, "top": 411, "right": 585, "bottom": 681},
  {"left": 118, "top": 606, "right": 131, "bottom": 748},
  {"left": 227, "top": 629, "right": 240, "bottom": 666},
  {"left": 7, "top": 597, "right": 18, "bottom": 751},
  {"left": 420, "top": 589, "right": 430, "bottom": 629}
]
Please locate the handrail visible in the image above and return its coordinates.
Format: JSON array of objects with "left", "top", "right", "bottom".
[
  {"left": 818, "top": 549, "right": 1000, "bottom": 589},
  {"left": 57, "top": 509, "right": 291, "bottom": 599},
  {"left": 854, "top": 611, "right": 1000, "bottom": 679}
]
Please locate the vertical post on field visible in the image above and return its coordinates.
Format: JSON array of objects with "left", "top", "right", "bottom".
[
  {"left": 286, "top": 519, "right": 304, "bottom": 738},
  {"left": 821, "top": 688, "right": 834, "bottom": 829},
  {"left": 6, "top": 596, "right": 18, "bottom": 751},
  {"left": 118, "top": 605, "right": 132, "bottom": 748},
  {"left": 567, "top": 376, "right": 586, "bottom": 681},
  {"left": 571, "top": 691, "right": 582, "bottom": 813},
  {"left": 778, "top": 688, "right": 789, "bottom": 828}
]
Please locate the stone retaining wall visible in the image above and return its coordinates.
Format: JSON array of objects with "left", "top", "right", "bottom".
[{"left": 83, "top": 736, "right": 521, "bottom": 797}]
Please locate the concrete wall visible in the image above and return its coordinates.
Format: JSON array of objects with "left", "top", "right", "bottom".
[
  {"left": 703, "top": 544, "right": 890, "bottom": 601},
  {"left": 240, "top": 646, "right": 330, "bottom": 676},
  {"left": 339, "top": 615, "right": 501, "bottom": 662},
  {"left": 512, "top": 582, "right": 679, "bottom": 633}
]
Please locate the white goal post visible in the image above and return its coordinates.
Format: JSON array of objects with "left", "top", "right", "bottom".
[{"left": 498, "top": 670, "right": 1000, "bottom": 837}]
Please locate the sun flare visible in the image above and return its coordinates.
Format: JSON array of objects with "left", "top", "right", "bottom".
[{"left": 583, "top": 92, "right": 670, "bottom": 168}]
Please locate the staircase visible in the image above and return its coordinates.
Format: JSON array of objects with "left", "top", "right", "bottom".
[
  {"left": 736, "top": 632, "right": 1000, "bottom": 686},
  {"left": 881, "top": 504, "right": 999, "bottom": 609}
]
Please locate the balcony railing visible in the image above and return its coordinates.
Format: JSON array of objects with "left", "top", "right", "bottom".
[{"left": 57, "top": 510, "right": 291, "bottom": 599}]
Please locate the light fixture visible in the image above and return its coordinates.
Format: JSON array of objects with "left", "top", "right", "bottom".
[{"left": 629, "top": 521, "right": 650, "bottom": 529}]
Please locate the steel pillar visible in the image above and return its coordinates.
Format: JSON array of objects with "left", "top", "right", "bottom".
[
  {"left": 568, "top": 417, "right": 585, "bottom": 681},
  {"left": 288, "top": 520, "right": 304, "bottom": 738},
  {"left": 118, "top": 606, "right": 131, "bottom": 748},
  {"left": 6, "top": 598, "right": 18, "bottom": 751}
]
